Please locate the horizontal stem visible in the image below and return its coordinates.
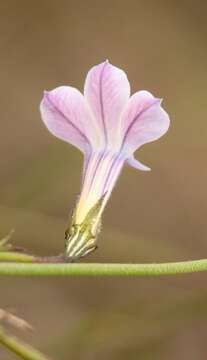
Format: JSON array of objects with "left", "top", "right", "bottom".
[{"left": 0, "top": 259, "right": 207, "bottom": 276}]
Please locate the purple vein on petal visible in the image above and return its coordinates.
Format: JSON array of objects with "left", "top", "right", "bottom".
[
  {"left": 102, "top": 153, "right": 123, "bottom": 193},
  {"left": 99, "top": 62, "right": 108, "bottom": 144},
  {"left": 87, "top": 150, "right": 108, "bottom": 192},
  {"left": 121, "top": 98, "right": 161, "bottom": 148},
  {"left": 44, "top": 91, "right": 91, "bottom": 148},
  {"left": 81, "top": 149, "right": 92, "bottom": 185}
]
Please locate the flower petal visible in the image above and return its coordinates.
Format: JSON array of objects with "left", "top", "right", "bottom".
[
  {"left": 84, "top": 60, "right": 130, "bottom": 147},
  {"left": 40, "top": 86, "right": 93, "bottom": 152},
  {"left": 127, "top": 155, "right": 151, "bottom": 171},
  {"left": 121, "top": 91, "right": 170, "bottom": 154}
]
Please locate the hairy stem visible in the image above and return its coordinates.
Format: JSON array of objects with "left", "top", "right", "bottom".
[{"left": 0, "top": 259, "right": 207, "bottom": 276}]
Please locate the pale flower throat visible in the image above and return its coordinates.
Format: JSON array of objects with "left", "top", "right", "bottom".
[{"left": 65, "top": 150, "right": 125, "bottom": 258}]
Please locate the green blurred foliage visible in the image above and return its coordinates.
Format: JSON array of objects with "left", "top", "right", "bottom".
[{"left": 0, "top": 0, "right": 207, "bottom": 359}]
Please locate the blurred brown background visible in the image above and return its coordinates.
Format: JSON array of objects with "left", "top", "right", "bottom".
[{"left": 0, "top": 0, "right": 207, "bottom": 359}]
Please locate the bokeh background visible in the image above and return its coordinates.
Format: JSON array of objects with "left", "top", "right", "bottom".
[{"left": 0, "top": 0, "right": 207, "bottom": 359}]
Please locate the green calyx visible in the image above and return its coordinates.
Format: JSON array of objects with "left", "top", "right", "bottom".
[{"left": 64, "top": 194, "right": 105, "bottom": 259}]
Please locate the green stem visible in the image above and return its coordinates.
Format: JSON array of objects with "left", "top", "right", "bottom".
[
  {"left": 0, "top": 259, "right": 207, "bottom": 276},
  {"left": 0, "top": 252, "right": 35, "bottom": 262},
  {"left": 0, "top": 326, "right": 51, "bottom": 360}
]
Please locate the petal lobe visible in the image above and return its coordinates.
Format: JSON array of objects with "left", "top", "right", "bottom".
[
  {"left": 84, "top": 61, "right": 130, "bottom": 147},
  {"left": 40, "top": 86, "right": 92, "bottom": 152}
]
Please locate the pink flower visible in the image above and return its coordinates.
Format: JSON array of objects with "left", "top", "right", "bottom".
[{"left": 40, "top": 61, "right": 170, "bottom": 258}]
